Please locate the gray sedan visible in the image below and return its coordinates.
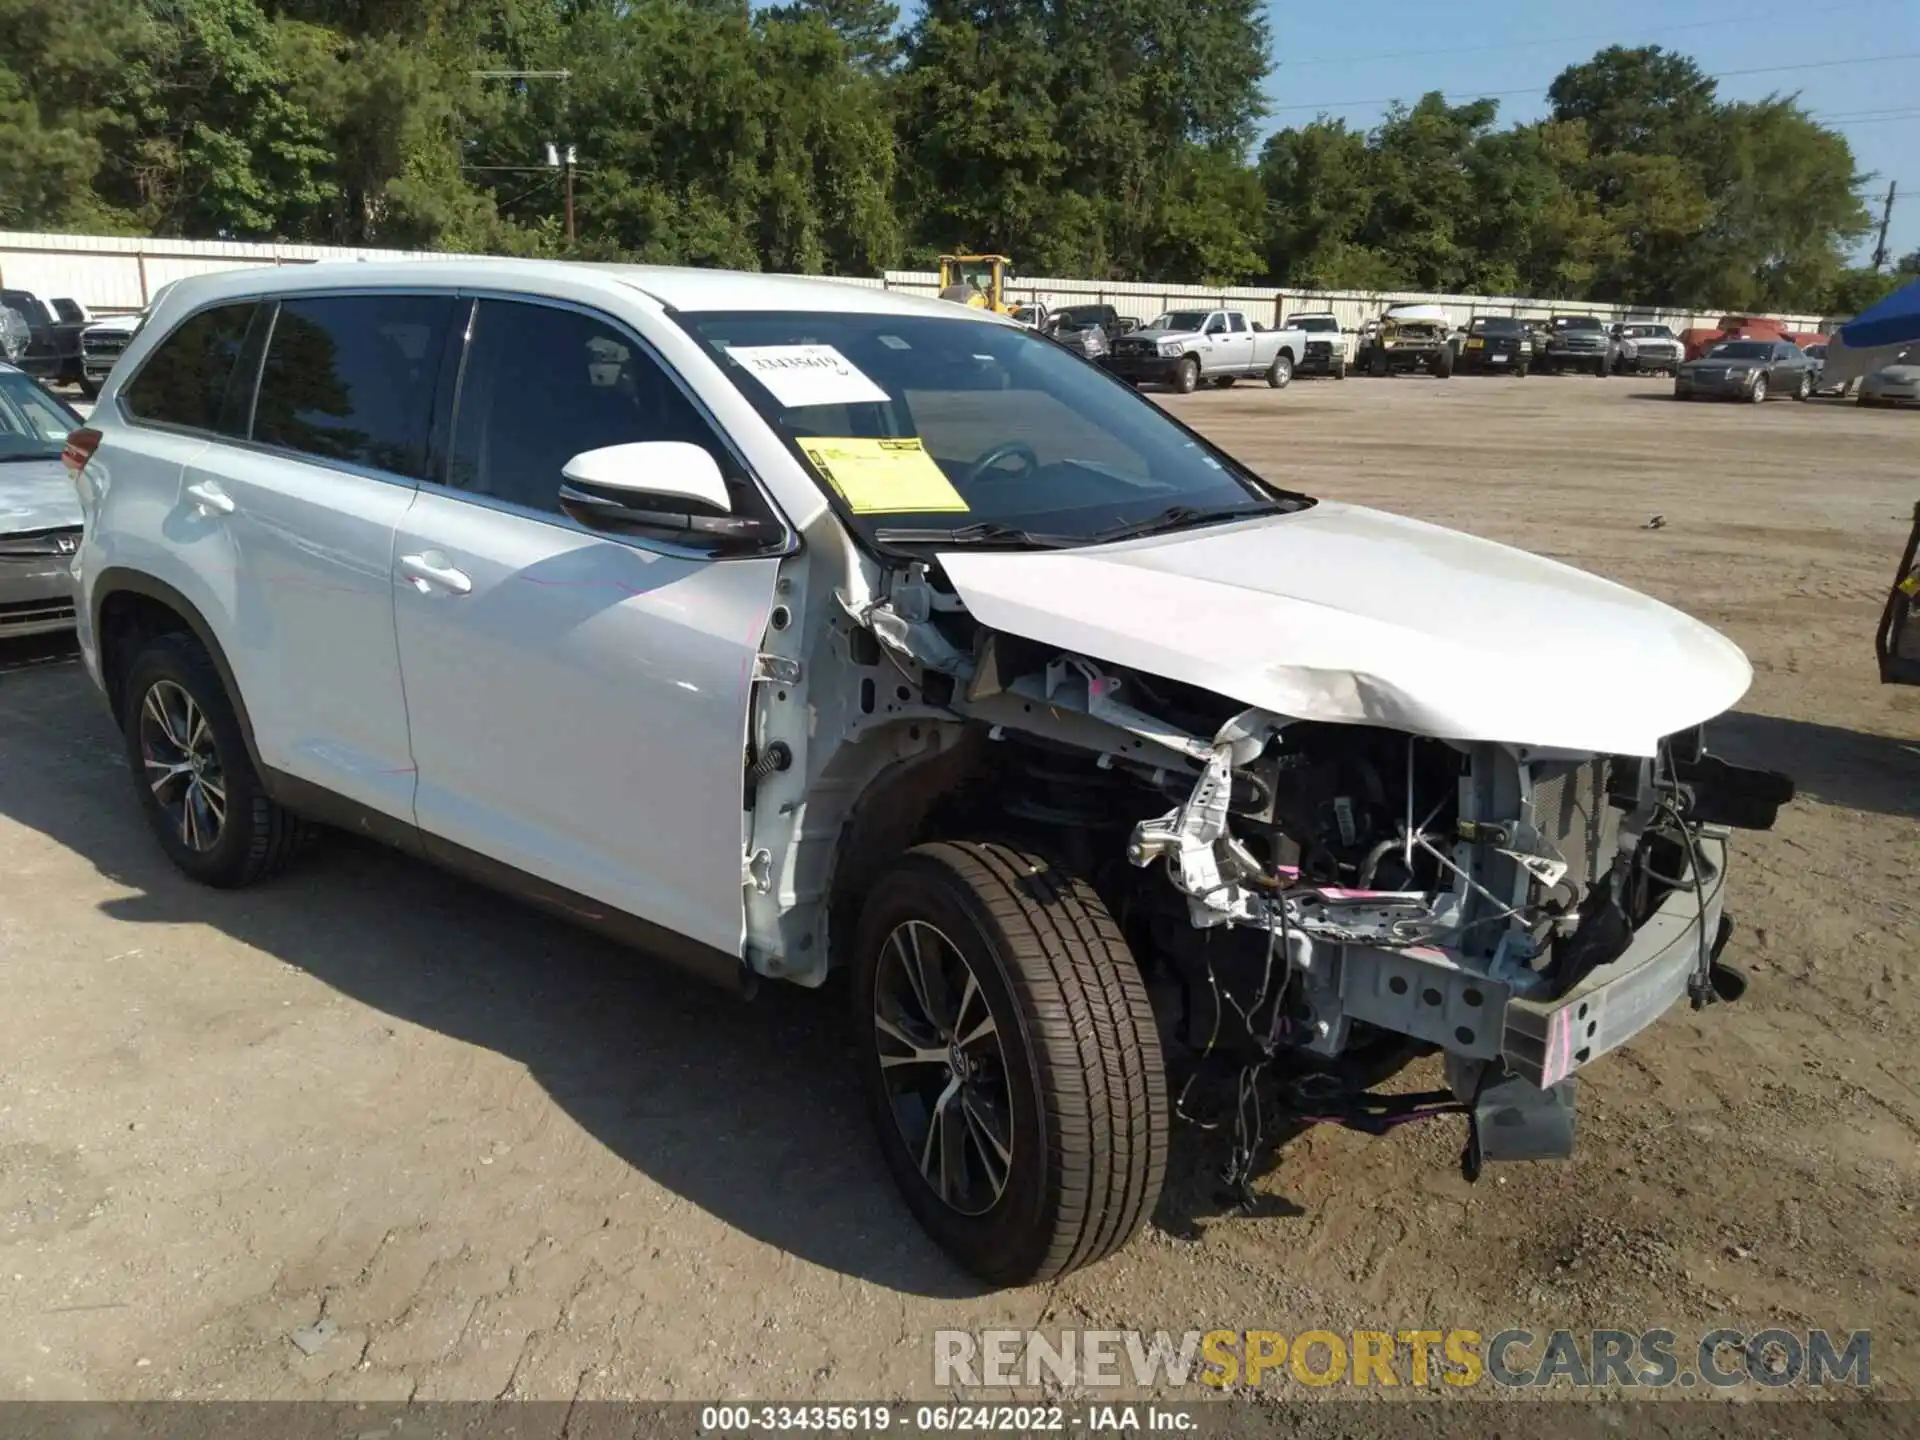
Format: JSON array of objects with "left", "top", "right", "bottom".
[
  {"left": 0, "top": 362, "right": 85, "bottom": 639},
  {"left": 1674, "top": 339, "right": 1816, "bottom": 403},
  {"left": 1859, "top": 348, "right": 1920, "bottom": 408}
]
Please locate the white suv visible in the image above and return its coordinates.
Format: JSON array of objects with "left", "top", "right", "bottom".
[{"left": 68, "top": 260, "right": 1790, "bottom": 1284}]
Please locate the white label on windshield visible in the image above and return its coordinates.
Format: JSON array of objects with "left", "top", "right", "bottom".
[{"left": 724, "top": 344, "right": 889, "bottom": 408}]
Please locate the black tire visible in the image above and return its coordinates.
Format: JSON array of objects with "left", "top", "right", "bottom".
[
  {"left": 1435, "top": 349, "right": 1455, "bottom": 379},
  {"left": 119, "top": 633, "right": 307, "bottom": 888},
  {"left": 1368, "top": 349, "right": 1389, "bottom": 378},
  {"left": 853, "top": 841, "right": 1168, "bottom": 1286},
  {"left": 1174, "top": 356, "right": 1199, "bottom": 394},
  {"left": 1748, "top": 372, "right": 1769, "bottom": 404},
  {"left": 79, "top": 377, "right": 102, "bottom": 400},
  {"left": 1514, "top": 363, "right": 1529, "bottom": 378},
  {"left": 1213, "top": 375, "right": 1235, "bottom": 389},
  {"left": 1331, "top": 358, "right": 1346, "bottom": 380},
  {"left": 1266, "top": 352, "right": 1293, "bottom": 388},
  {"left": 1594, "top": 359, "right": 1608, "bottom": 377},
  {"left": 1794, "top": 371, "right": 1812, "bottom": 400}
]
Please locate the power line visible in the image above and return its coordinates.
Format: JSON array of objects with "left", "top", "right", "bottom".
[
  {"left": 1281, "top": 0, "right": 1903, "bottom": 67},
  {"left": 1269, "top": 49, "right": 1920, "bottom": 114}
]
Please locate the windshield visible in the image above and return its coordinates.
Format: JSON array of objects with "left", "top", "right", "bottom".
[
  {"left": 1626, "top": 325, "right": 1674, "bottom": 339},
  {"left": 681, "top": 311, "right": 1308, "bottom": 548},
  {"left": 1469, "top": 317, "right": 1525, "bottom": 334},
  {"left": 1707, "top": 341, "right": 1771, "bottom": 359},
  {"left": 1288, "top": 315, "right": 1339, "bottom": 332},
  {"left": 1557, "top": 316, "right": 1603, "bottom": 331},
  {"left": 1146, "top": 312, "right": 1211, "bottom": 332},
  {"left": 0, "top": 371, "right": 80, "bottom": 460},
  {"left": 1806, "top": 344, "right": 1828, "bottom": 359}
]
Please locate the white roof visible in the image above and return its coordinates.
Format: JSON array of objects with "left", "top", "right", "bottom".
[
  {"left": 1383, "top": 303, "right": 1450, "bottom": 324},
  {"left": 148, "top": 256, "right": 991, "bottom": 322}
]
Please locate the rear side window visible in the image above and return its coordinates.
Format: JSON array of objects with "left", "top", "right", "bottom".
[
  {"left": 446, "top": 299, "right": 731, "bottom": 517},
  {"left": 252, "top": 294, "right": 457, "bottom": 478},
  {"left": 120, "top": 302, "right": 257, "bottom": 433},
  {"left": 1228, "top": 314, "right": 1247, "bottom": 334}
]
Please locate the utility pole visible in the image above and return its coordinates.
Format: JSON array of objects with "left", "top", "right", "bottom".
[
  {"left": 1872, "top": 180, "right": 1898, "bottom": 271},
  {"left": 475, "top": 70, "right": 578, "bottom": 246},
  {"left": 545, "top": 142, "right": 578, "bottom": 245}
]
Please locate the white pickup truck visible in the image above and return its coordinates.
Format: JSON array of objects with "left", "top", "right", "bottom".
[{"left": 1104, "top": 308, "right": 1307, "bottom": 393}]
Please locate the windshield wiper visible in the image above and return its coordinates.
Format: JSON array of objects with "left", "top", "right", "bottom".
[
  {"left": 1085, "top": 502, "right": 1284, "bottom": 544},
  {"left": 873, "top": 521, "right": 1076, "bottom": 549}
]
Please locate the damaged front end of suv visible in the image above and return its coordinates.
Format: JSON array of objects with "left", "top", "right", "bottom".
[
  {"left": 760, "top": 502, "right": 1793, "bottom": 1280},
  {"left": 692, "top": 303, "right": 1791, "bottom": 1286}
]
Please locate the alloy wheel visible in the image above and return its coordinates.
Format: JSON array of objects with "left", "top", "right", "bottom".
[
  {"left": 872, "top": 920, "right": 1014, "bottom": 1216},
  {"left": 139, "top": 679, "right": 226, "bottom": 852}
]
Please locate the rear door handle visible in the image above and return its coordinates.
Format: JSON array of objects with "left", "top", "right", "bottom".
[
  {"left": 398, "top": 551, "right": 473, "bottom": 596},
  {"left": 184, "top": 480, "right": 235, "bottom": 516}
]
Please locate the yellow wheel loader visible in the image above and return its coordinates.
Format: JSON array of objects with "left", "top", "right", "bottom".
[{"left": 937, "top": 254, "right": 1015, "bottom": 314}]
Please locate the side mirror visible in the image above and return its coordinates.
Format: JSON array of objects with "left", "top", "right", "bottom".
[{"left": 557, "top": 441, "right": 778, "bottom": 550}]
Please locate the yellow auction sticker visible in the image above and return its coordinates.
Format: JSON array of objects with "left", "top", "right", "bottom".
[{"left": 798, "top": 437, "right": 970, "bottom": 515}]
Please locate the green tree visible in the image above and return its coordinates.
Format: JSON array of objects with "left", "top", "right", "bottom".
[
  {"left": 0, "top": 0, "right": 154, "bottom": 232},
  {"left": 766, "top": 0, "right": 901, "bottom": 71}
]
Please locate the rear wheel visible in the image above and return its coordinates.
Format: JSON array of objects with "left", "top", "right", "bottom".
[
  {"left": 853, "top": 841, "right": 1168, "bottom": 1286},
  {"left": 120, "top": 633, "right": 307, "bottom": 888},
  {"left": 1266, "top": 352, "right": 1294, "bottom": 388},
  {"left": 1213, "top": 375, "right": 1235, "bottom": 389},
  {"left": 1174, "top": 356, "right": 1199, "bottom": 394}
]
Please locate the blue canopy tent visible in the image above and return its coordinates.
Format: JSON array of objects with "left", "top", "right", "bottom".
[{"left": 1823, "top": 279, "right": 1920, "bottom": 385}]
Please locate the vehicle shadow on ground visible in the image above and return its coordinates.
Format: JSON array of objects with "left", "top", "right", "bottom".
[
  {"left": 0, "top": 654, "right": 1289, "bottom": 1295},
  {"left": 0, "top": 657, "right": 1003, "bottom": 1298},
  {"left": 1708, "top": 709, "right": 1920, "bottom": 821}
]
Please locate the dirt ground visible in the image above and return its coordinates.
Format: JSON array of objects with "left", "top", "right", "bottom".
[{"left": 2, "top": 373, "right": 1917, "bottom": 1407}]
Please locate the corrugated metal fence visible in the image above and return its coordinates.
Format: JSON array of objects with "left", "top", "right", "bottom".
[{"left": 0, "top": 229, "right": 1830, "bottom": 333}]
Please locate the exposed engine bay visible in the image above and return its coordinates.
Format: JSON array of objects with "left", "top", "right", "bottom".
[{"left": 743, "top": 555, "right": 1793, "bottom": 1180}]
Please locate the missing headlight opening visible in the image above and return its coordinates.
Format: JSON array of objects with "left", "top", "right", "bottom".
[{"left": 752, "top": 554, "right": 1794, "bottom": 1219}]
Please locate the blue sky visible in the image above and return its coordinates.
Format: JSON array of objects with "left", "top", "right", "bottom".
[{"left": 1266, "top": 0, "right": 1920, "bottom": 263}]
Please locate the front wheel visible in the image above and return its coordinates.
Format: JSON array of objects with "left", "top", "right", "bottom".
[
  {"left": 1331, "top": 358, "right": 1346, "bottom": 380},
  {"left": 1749, "top": 373, "right": 1769, "bottom": 403},
  {"left": 79, "top": 376, "right": 102, "bottom": 400},
  {"left": 1173, "top": 356, "right": 1199, "bottom": 394},
  {"left": 853, "top": 842, "right": 1168, "bottom": 1286},
  {"left": 1368, "top": 349, "right": 1389, "bottom": 378},
  {"left": 1266, "top": 352, "right": 1293, "bottom": 388},
  {"left": 1213, "top": 375, "right": 1236, "bottom": 389},
  {"left": 1794, "top": 371, "right": 1812, "bottom": 400}
]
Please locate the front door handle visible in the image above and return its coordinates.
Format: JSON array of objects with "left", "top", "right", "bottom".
[
  {"left": 184, "top": 480, "right": 235, "bottom": 516},
  {"left": 398, "top": 551, "right": 473, "bottom": 596}
]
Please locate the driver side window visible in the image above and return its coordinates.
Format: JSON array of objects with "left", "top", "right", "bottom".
[{"left": 446, "top": 299, "right": 757, "bottom": 521}]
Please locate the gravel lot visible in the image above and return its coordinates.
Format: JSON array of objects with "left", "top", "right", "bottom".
[{"left": 2, "top": 373, "right": 1916, "bottom": 1405}]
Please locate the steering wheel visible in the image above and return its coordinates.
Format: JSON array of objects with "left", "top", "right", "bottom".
[{"left": 965, "top": 440, "right": 1040, "bottom": 485}]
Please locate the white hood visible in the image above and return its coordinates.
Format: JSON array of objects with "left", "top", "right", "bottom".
[{"left": 938, "top": 502, "right": 1752, "bottom": 757}]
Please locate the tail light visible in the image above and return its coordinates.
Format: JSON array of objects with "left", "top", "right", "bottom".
[{"left": 63, "top": 426, "right": 101, "bottom": 475}]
